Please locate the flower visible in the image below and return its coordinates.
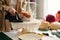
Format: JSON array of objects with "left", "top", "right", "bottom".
[{"left": 46, "top": 14, "right": 56, "bottom": 23}]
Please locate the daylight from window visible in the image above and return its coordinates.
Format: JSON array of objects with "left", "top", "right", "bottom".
[{"left": 44, "top": 0, "right": 60, "bottom": 18}]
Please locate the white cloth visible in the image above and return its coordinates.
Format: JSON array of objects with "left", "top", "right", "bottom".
[{"left": 42, "top": 36, "right": 60, "bottom": 40}]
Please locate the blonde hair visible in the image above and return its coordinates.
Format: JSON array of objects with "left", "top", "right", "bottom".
[{"left": 17, "top": 0, "right": 26, "bottom": 11}]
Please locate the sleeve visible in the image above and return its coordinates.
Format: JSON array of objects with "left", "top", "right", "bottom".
[
  {"left": 15, "top": 12, "right": 23, "bottom": 22},
  {"left": 5, "top": 11, "right": 11, "bottom": 19}
]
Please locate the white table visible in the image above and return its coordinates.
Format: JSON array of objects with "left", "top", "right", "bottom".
[
  {"left": 4, "top": 19, "right": 60, "bottom": 40},
  {"left": 4, "top": 30, "right": 60, "bottom": 40}
]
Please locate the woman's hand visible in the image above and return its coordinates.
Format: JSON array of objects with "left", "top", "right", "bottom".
[{"left": 20, "top": 11, "right": 31, "bottom": 18}]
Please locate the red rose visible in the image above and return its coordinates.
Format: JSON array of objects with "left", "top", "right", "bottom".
[{"left": 46, "top": 14, "right": 56, "bottom": 23}]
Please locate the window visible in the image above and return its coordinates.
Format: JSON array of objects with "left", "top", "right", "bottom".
[
  {"left": 44, "top": 0, "right": 60, "bottom": 18},
  {"left": 26, "top": 0, "right": 36, "bottom": 19}
]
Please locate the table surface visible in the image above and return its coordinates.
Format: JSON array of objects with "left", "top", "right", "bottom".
[
  {"left": 4, "top": 19, "right": 60, "bottom": 40},
  {"left": 4, "top": 30, "right": 60, "bottom": 40}
]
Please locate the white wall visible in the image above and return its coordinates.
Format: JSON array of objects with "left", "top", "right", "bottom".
[{"left": 44, "top": 0, "right": 60, "bottom": 18}]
